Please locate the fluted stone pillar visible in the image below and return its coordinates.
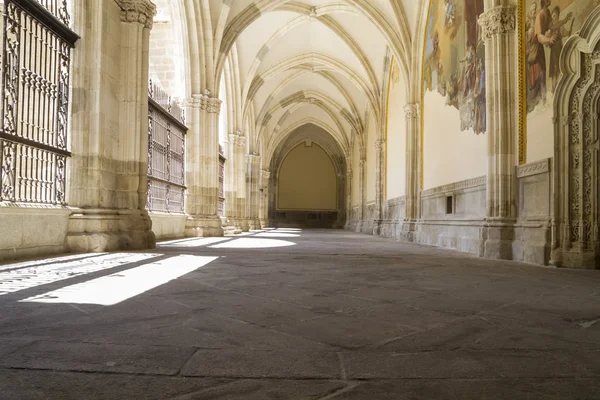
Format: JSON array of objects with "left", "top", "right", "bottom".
[
  {"left": 246, "top": 154, "right": 261, "bottom": 230},
  {"left": 344, "top": 169, "right": 353, "bottom": 230},
  {"left": 356, "top": 158, "right": 366, "bottom": 233},
  {"left": 401, "top": 103, "right": 421, "bottom": 241},
  {"left": 259, "top": 169, "right": 271, "bottom": 228},
  {"left": 183, "top": 95, "right": 224, "bottom": 237},
  {"left": 479, "top": 5, "right": 518, "bottom": 259},
  {"left": 373, "top": 139, "right": 386, "bottom": 235},
  {"left": 67, "top": 0, "right": 156, "bottom": 252},
  {"left": 225, "top": 133, "right": 248, "bottom": 232}
]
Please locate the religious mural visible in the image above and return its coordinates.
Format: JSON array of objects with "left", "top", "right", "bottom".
[
  {"left": 525, "top": 0, "right": 600, "bottom": 113},
  {"left": 424, "top": 0, "right": 486, "bottom": 134}
]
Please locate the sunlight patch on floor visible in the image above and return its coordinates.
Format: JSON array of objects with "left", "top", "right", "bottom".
[
  {"left": 21, "top": 255, "right": 217, "bottom": 306},
  {"left": 209, "top": 238, "right": 296, "bottom": 249},
  {"left": 0, "top": 253, "right": 160, "bottom": 296},
  {"left": 158, "top": 237, "right": 232, "bottom": 248}
]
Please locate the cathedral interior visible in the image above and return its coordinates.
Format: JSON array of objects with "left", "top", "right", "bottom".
[{"left": 0, "top": 0, "right": 599, "bottom": 398}]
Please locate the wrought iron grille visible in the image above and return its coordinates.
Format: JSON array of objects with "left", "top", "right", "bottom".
[
  {"left": 0, "top": 0, "right": 77, "bottom": 204},
  {"left": 147, "top": 80, "right": 187, "bottom": 213}
]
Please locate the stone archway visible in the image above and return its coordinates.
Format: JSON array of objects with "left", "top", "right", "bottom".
[
  {"left": 268, "top": 124, "right": 347, "bottom": 228},
  {"left": 552, "top": 6, "right": 600, "bottom": 269}
]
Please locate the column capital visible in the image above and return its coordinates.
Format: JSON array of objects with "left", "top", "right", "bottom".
[
  {"left": 261, "top": 169, "right": 271, "bottom": 179},
  {"left": 403, "top": 103, "right": 420, "bottom": 119},
  {"left": 235, "top": 135, "right": 247, "bottom": 148},
  {"left": 115, "top": 0, "right": 157, "bottom": 29},
  {"left": 182, "top": 95, "right": 222, "bottom": 114},
  {"left": 478, "top": 6, "right": 516, "bottom": 40},
  {"left": 375, "top": 139, "right": 386, "bottom": 150}
]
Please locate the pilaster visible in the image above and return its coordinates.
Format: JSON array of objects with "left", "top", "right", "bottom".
[
  {"left": 479, "top": 5, "right": 518, "bottom": 259},
  {"left": 344, "top": 168, "right": 353, "bottom": 230},
  {"left": 260, "top": 169, "right": 271, "bottom": 228},
  {"left": 183, "top": 94, "right": 224, "bottom": 237},
  {"left": 373, "top": 139, "right": 386, "bottom": 235},
  {"left": 356, "top": 157, "right": 366, "bottom": 233},
  {"left": 66, "top": 0, "right": 156, "bottom": 252},
  {"left": 401, "top": 103, "right": 420, "bottom": 241},
  {"left": 246, "top": 154, "right": 262, "bottom": 230}
]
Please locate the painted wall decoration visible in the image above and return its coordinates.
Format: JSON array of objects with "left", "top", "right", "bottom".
[
  {"left": 525, "top": 0, "right": 600, "bottom": 114},
  {"left": 424, "top": 0, "right": 486, "bottom": 134}
]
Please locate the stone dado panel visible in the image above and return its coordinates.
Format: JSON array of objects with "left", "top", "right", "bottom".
[
  {"left": 0, "top": 207, "right": 71, "bottom": 261},
  {"left": 513, "top": 158, "right": 552, "bottom": 265},
  {"left": 380, "top": 196, "right": 406, "bottom": 238},
  {"left": 416, "top": 176, "right": 487, "bottom": 256}
]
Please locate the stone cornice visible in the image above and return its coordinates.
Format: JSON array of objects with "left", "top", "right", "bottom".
[
  {"left": 115, "top": 0, "right": 157, "bottom": 29},
  {"left": 421, "top": 176, "right": 487, "bottom": 198},
  {"left": 516, "top": 158, "right": 551, "bottom": 178},
  {"left": 478, "top": 6, "right": 516, "bottom": 40}
]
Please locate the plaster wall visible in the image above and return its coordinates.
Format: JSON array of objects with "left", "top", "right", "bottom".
[
  {"left": 423, "top": 91, "right": 487, "bottom": 190},
  {"left": 277, "top": 143, "right": 337, "bottom": 211},
  {"left": 386, "top": 62, "right": 407, "bottom": 199}
]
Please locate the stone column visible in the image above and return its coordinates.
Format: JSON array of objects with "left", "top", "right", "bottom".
[
  {"left": 246, "top": 154, "right": 261, "bottom": 230},
  {"left": 259, "top": 169, "right": 271, "bottom": 228},
  {"left": 344, "top": 168, "right": 353, "bottom": 229},
  {"left": 183, "top": 95, "right": 224, "bottom": 237},
  {"left": 235, "top": 136, "right": 250, "bottom": 231},
  {"left": 401, "top": 103, "right": 420, "bottom": 241},
  {"left": 373, "top": 139, "right": 386, "bottom": 235},
  {"left": 334, "top": 172, "right": 346, "bottom": 229},
  {"left": 356, "top": 157, "right": 366, "bottom": 233},
  {"left": 224, "top": 134, "right": 238, "bottom": 231},
  {"left": 67, "top": 0, "right": 156, "bottom": 252},
  {"left": 479, "top": 5, "right": 518, "bottom": 259}
]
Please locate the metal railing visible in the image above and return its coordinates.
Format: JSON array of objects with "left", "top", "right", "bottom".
[
  {"left": 147, "top": 80, "right": 187, "bottom": 213},
  {"left": 0, "top": 0, "right": 78, "bottom": 204}
]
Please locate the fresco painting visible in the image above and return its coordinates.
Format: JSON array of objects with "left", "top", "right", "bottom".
[
  {"left": 424, "top": 0, "right": 486, "bottom": 134},
  {"left": 526, "top": 0, "right": 600, "bottom": 113}
]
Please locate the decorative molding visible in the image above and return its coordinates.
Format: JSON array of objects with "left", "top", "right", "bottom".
[
  {"left": 421, "top": 176, "right": 486, "bottom": 198},
  {"left": 478, "top": 6, "right": 516, "bottom": 40},
  {"left": 115, "top": 0, "right": 156, "bottom": 29},
  {"left": 516, "top": 158, "right": 551, "bottom": 178}
]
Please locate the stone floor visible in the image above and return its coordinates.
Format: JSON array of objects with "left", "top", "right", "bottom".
[{"left": 0, "top": 228, "right": 599, "bottom": 399}]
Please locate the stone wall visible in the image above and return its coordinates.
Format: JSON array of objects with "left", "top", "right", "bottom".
[
  {"left": 0, "top": 207, "right": 71, "bottom": 262},
  {"left": 149, "top": 212, "right": 188, "bottom": 240},
  {"left": 380, "top": 196, "right": 406, "bottom": 238},
  {"left": 415, "top": 176, "right": 487, "bottom": 255},
  {"left": 270, "top": 210, "right": 339, "bottom": 228}
]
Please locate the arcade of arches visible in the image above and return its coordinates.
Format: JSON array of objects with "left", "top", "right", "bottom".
[{"left": 1, "top": 0, "right": 600, "bottom": 270}]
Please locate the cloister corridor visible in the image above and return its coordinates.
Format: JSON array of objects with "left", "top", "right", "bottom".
[{"left": 0, "top": 229, "right": 599, "bottom": 399}]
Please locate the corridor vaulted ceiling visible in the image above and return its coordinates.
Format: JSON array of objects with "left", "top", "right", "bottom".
[{"left": 151, "top": 0, "right": 425, "bottom": 161}]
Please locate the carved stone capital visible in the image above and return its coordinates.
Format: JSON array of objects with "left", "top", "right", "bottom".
[
  {"left": 206, "top": 98, "right": 222, "bottom": 114},
  {"left": 478, "top": 6, "right": 516, "bottom": 40},
  {"left": 262, "top": 169, "right": 271, "bottom": 179},
  {"left": 375, "top": 139, "right": 386, "bottom": 151},
  {"left": 235, "top": 135, "right": 247, "bottom": 148},
  {"left": 403, "top": 104, "right": 420, "bottom": 119},
  {"left": 115, "top": 0, "right": 157, "bottom": 29}
]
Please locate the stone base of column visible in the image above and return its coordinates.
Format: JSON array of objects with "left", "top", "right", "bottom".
[
  {"left": 551, "top": 249, "right": 599, "bottom": 269},
  {"left": 483, "top": 220, "right": 516, "bottom": 260},
  {"left": 398, "top": 220, "right": 417, "bottom": 242},
  {"left": 259, "top": 219, "right": 270, "bottom": 229},
  {"left": 185, "top": 215, "right": 224, "bottom": 237},
  {"left": 372, "top": 220, "right": 382, "bottom": 236},
  {"left": 66, "top": 208, "right": 156, "bottom": 253},
  {"left": 248, "top": 219, "right": 261, "bottom": 230}
]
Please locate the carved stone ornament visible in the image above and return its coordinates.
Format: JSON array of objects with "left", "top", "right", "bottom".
[
  {"left": 478, "top": 6, "right": 516, "bottom": 40},
  {"left": 182, "top": 95, "right": 221, "bottom": 114},
  {"left": 235, "top": 135, "right": 247, "bottom": 148},
  {"left": 375, "top": 139, "right": 386, "bottom": 150},
  {"left": 115, "top": 0, "right": 157, "bottom": 29},
  {"left": 403, "top": 104, "right": 419, "bottom": 119}
]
